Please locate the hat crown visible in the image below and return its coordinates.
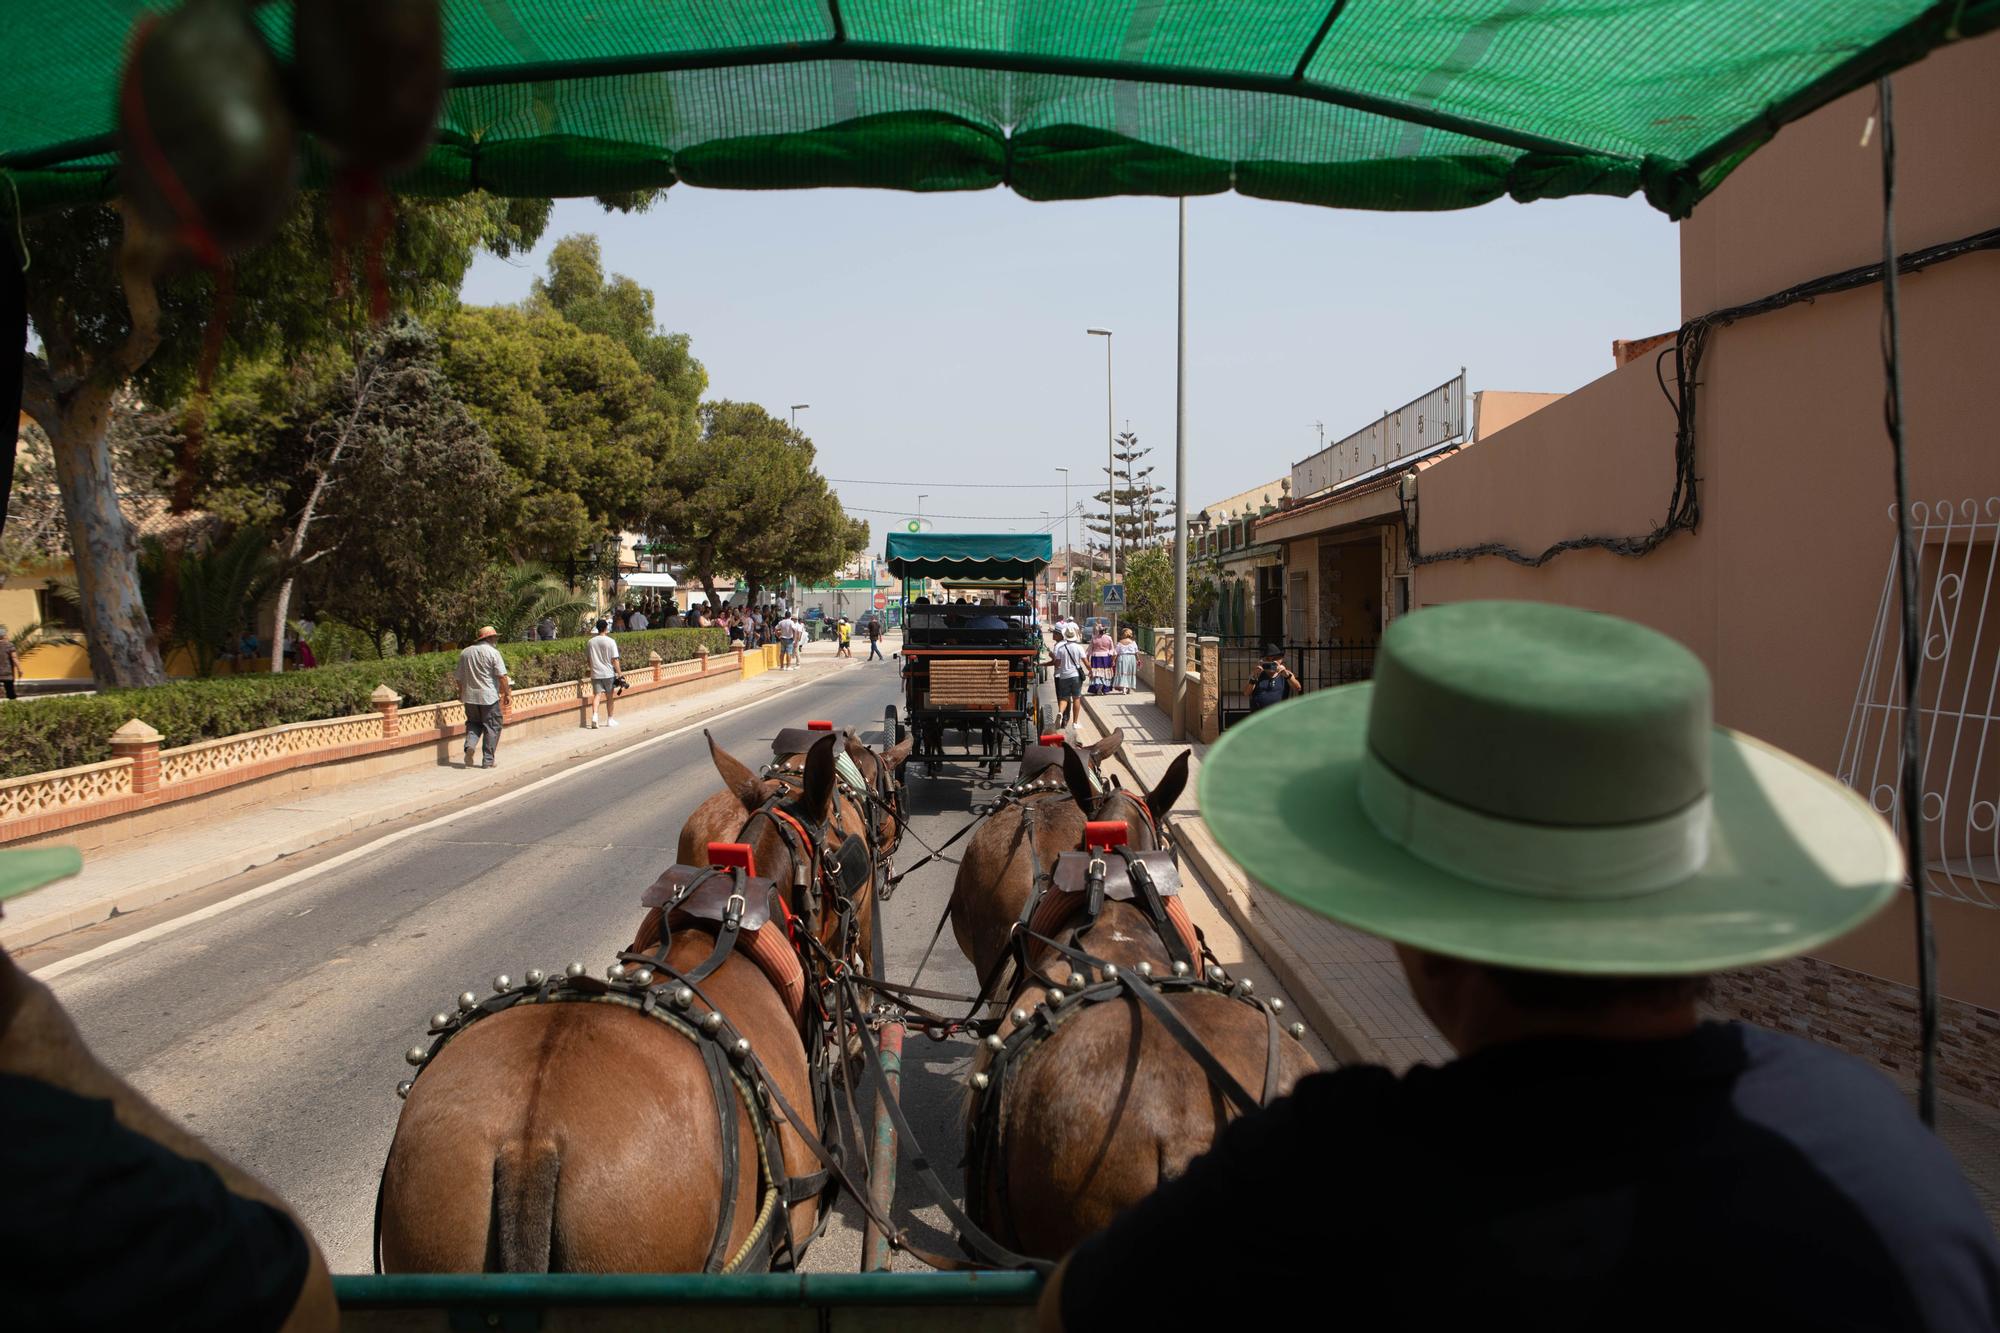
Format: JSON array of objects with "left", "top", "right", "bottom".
[{"left": 1368, "top": 602, "right": 1710, "bottom": 826}]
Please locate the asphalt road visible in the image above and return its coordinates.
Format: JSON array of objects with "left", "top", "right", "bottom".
[{"left": 39, "top": 657, "right": 1002, "bottom": 1274}]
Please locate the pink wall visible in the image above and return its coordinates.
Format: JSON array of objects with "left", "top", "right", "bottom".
[{"left": 1413, "top": 31, "right": 2000, "bottom": 1007}]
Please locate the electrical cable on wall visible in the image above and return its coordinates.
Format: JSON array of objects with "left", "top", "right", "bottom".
[{"left": 1406, "top": 221, "right": 2000, "bottom": 569}]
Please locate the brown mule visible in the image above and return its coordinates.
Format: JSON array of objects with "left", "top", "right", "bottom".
[
  {"left": 960, "top": 745, "right": 1317, "bottom": 1259},
  {"left": 377, "top": 733, "right": 859, "bottom": 1273},
  {"left": 946, "top": 730, "right": 1125, "bottom": 983}
]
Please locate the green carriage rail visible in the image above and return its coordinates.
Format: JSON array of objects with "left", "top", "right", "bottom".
[{"left": 335, "top": 1272, "right": 1042, "bottom": 1330}]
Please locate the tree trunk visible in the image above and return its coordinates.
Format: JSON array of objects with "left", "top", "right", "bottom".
[
  {"left": 268, "top": 577, "right": 295, "bottom": 673},
  {"left": 51, "top": 388, "right": 166, "bottom": 686}
]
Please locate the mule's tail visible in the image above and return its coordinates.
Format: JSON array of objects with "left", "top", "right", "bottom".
[{"left": 490, "top": 1143, "right": 560, "bottom": 1273}]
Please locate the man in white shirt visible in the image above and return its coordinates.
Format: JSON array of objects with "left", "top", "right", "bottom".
[
  {"left": 776, "top": 613, "right": 801, "bottom": 669},
  {"left": 628, "top": 607, "right": 649, "bottom": 631},
  {"left": 1050, "top": 626, "right": 1089, "bottom": 728},
  {"left": 587, "top": 618, "right": 622, "bottom": 728},
  {"left": 455, "top": 626, "right": 512, "bottom": 768}
]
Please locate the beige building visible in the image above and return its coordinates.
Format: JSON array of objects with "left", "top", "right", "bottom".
[{"left": 1410, "top": 34, "right": 2000, "bottom": 1103}]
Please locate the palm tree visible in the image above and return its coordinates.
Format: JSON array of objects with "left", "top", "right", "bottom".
[
  {"left": 489, "top": 562, "right": 594, "bottom": 642},
  {"left": 149, "top": 529, "right": 279, "bottom": 676}
]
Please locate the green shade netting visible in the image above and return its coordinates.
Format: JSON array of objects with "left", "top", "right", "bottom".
[
  {"left": 3, "top": 2, "right": 1993, "bottom": 219},
  {"left": 885, "top": 532, "right": 1052, "bottom": 581}
]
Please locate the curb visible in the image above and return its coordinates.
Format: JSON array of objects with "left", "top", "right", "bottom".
[
  {"left": 1079, "top": 692, "right": 1385, "bottom": 1069},
  {"left": 3, "top": 663, "right": 839, "bottom": 955}
]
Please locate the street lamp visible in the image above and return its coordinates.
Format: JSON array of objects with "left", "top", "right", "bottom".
[
  {"left": 1055, "top": 466, "right": 1070, "bottom": 567},
  {"left": 791, "top": 403, "right": 809, "bottom": 428},
  {"left": 917, "top": 494, "right": 928, "bottom": 524},
  {"left": 1086, "top": 328, "right": 1115, "bottom": 627}
]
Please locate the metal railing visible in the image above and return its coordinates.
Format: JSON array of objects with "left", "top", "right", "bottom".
[{"left": 1213, "top": 635, "right": 1377, "bottom": 731}]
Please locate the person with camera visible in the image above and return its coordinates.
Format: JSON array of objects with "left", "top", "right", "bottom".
[{"left": 1246, "top": 646, "right": 1299, "bottom": 713}]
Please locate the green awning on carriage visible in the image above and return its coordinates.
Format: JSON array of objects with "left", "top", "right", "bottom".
[
  {"left": 2, "top": 2, "right": 1994, "bottom": 218},
  {"left": 884, "top": 532, "right": 1052, "bottom": 582}
]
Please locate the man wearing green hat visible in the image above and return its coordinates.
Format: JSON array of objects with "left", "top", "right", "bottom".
[
  {"left": 0, "top": 848, "right": 336, "bottom": 1329},
  {"left": 1043, "top": 602, "right": 1998, "bottom": 1330}
]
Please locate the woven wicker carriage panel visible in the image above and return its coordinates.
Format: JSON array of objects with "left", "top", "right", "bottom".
[{"left": 926, "top": 660, "right": 1013, "bottom": 710}]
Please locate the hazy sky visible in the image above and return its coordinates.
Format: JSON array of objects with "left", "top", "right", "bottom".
[{"left": 461, "top": 186, "right": 1680, "bottom": 545}]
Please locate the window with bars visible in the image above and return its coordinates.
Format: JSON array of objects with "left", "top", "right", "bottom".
[{"left": 1839, "top": 499, "right": 2000, "bottom": 909}]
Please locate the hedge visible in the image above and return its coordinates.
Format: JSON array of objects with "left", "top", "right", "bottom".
[{"left": 0, "top": 629, "right": 728, "bottom": 781}]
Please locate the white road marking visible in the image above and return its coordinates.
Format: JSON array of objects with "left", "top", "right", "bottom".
[{"left": 29, "top": 676, "right": 837, "bottom": 982}]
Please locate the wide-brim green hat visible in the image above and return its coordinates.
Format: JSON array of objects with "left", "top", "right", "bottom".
[
  {"left": 1200, "top": 602, "right": 1903, "bottom": 975},
  {"left": 0, "top": 847, "right": 84, "bottom": 905}
]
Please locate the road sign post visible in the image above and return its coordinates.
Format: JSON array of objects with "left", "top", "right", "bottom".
[{"left": 1102, "top": 583, "right": 1126, "bottom": 609}]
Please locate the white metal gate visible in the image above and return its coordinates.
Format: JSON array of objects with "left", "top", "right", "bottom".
[{"left": 1838, "top": 499, "right": 2000, "bottom": 909}]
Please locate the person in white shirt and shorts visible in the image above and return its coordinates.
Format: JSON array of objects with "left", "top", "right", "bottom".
[{"left": 587, "top": 619, "right": 622, "bottom": 727}]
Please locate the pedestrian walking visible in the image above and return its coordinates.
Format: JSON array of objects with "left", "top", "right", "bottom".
[
  {"left": 866, "top": 616, "right": 884, "bottom": 661},
  {"left": 587, "top": 618, "right": 622, "bottom": 728},
  {"left": 0, "top": 626, "right": 18, "bottom": 700},
  {"left": 536, "top": 614, "right": 557, "bottom": 641},
  {"left": 1043, "top": 602, "right": 2000, "bottom": 1331},
  {"left": 775, "top": 612, "right": 801, "bottom": 668},
  {"left": 1087, "top": 625, "right": 1116, "bottom": 695},
  {"left": 1114, "top": 627, "right": 1139, "bottom": 693},
  {"left": 1246, "top": 646, "right": 1300, "bottom": 713},
  {"left": 454, "top": 626, "right": 512, "bottom": 769},
  {"left": 1049, "top": 626, "right": 1088, "bottom": 728},
  {"left": 836, "top": 616, "right": 853, "bottom": 658}
]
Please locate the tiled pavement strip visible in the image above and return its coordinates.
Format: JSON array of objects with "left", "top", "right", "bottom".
[
  {"left": 1077, "top": 687, "right": 2000, "bottom": 1228},
  {"left": 2, "top": 647, "right": 857, "bottom": 955}
]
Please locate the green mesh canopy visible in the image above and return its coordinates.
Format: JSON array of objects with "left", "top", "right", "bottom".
[
  {"left": 885, "top": 532, "right": 1052, "bottom": 581},
  {"left": 3, "top": 1, "right": 1992, "bottom": 218}
]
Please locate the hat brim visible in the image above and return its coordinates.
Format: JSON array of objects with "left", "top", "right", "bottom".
[
  {"left": 0, "top": 847, "right": 84, "bottom": 905},
  {"left": 1199, "top": 684, "right": 1904, "bottom": 975}
]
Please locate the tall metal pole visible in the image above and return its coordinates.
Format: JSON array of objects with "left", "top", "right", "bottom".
[
  {"left": 1056, "top": 467, "right": 1070, "bottom": 614},
  {"left": 1087, "top": 328, "right": 1116, "bottom": 630},
  {"left": 1173, "top": 198, "right": 1190, "bottom": 738}
]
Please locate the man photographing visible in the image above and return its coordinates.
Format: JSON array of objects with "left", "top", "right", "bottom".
[{"left": 1245, "top": 645, "right": 1299, "bottom": 714}]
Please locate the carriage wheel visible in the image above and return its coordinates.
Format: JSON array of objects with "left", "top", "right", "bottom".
[{"left": 884, "top": 704, "right": 904, "bottom": 746}]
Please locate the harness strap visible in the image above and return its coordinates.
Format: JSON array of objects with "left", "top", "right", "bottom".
[{"left": 699, "top": 1020, "right": 742, "bottom": 1272}]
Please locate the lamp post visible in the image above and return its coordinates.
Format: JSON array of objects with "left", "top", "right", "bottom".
[
  {"left": 790, "top": 403, "right": 809, "bottom": 428},
  {"left": 917, "top": 494, "right": 928, "bottom": 525},
  {"left": 1086, "top": 328, "right": 1115, "bottom": 630},
  {"left": 1055, "top": 466, "right": 1071, "bottom": 591}
]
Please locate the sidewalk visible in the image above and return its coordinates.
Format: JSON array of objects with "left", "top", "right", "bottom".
[
  {"left": 1076, "top": 687, "right": 1449, "bottom": 1072},
  {"left": 3, "top": 650, "right": 860, "bottom": 955},
  {"left": 1078, "top": 685, "right": 2000, "bottom": 1226}
]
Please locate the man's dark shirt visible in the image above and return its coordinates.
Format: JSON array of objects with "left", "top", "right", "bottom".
[
  {"left": 1, "top": 1072, "right": 311, "bottom": 1329},
  {"left": 1061, "top": 1023, "right": 2000, "bottom": 1331}
]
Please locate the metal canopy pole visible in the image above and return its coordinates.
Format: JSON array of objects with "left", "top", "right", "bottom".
[{"left": 1173, "top": 198, "right": 1190, "bottom": 738}]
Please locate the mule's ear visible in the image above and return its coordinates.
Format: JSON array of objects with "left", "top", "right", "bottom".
[
  {"left": 802, "top": 732, "right": 839, "bottom": 823},
  {"left": 706, "top": 730, "right": 763, "bottom": 812},
  {"left": 1061, "top": 742, "right": 1097, "bottom": 813},
  {"left": 1147, "top": 751, "right": 1192, "bottom": 825},
  {"left": 884, "top": 735, "right": 914, "bottom": 771},
  {"left": 1088, "top": 728, "right": 1125, "bottom": 763}
]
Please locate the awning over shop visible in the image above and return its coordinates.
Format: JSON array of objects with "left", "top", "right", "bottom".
[
  {"left": 2, "top": 3, "right": 1991, "bottom": 218},
  {"left": 625, "top": 572, "right": 677, "bottom": 589},
  {"left": 884, "top": 532, "right": 1052, "bottom": 582}
]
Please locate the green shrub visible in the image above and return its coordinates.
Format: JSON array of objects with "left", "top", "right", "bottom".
[{"left": 0, "top": 629, "right": 728, "bottom": 780}]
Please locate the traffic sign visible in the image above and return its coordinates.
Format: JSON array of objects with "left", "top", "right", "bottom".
[
  {"left": 1101, "top": 583, "right": 1126, "bottom": 608},
  {"left": 873, "top": 591, "right": 888, "bottom": 610}
]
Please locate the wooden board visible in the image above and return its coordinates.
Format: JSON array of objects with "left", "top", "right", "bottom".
[{"left": 926, "top": 659, "right": 1013, "bottom": 709}]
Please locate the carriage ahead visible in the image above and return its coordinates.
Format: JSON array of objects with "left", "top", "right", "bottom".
[{"left": 884, "top": 533, "right": 1053, "bottom": 779}]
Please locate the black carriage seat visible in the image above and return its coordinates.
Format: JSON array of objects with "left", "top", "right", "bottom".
[
  {"left": 639, "top": 866, "right": 806, "bottom": 1018},
  {"left": 1031, "top": 849, "right": 1202, "bottom": 967}
]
